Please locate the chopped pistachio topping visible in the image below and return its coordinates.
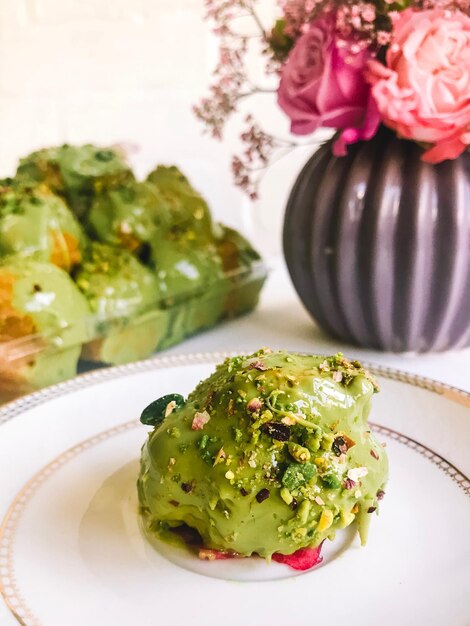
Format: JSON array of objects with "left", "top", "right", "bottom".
[{"left": 138, "top": 349, "right": 388, "bottom": 559}]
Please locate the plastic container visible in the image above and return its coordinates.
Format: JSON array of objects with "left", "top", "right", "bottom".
[{"left": 0, "top": 260, "right": 267, "bottom": 404}]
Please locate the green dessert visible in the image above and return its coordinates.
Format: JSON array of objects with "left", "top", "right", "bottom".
[
  {"left": 75, "top": 242, "right": 164, "bottom": 365},
  {"left": 0, "top": 144, "right": 266, "bottom": 401},
  {"left": 146, "top": 166, "right": 214, "bottom": 244},
  {"left": 0, "top": 258, "right": 90, "bottom": 391},
  {"left": 87, "top": 181, "right": 163, "bottom": 254},
  {"left": 138, "top": 350, "right": 388, "bottom": 567},
  {"left": 0, "top": 181, "right": 87, "bottom": 271},
  {"left": 17, "top": 144, "right": 133, "bottom": 217},
  {"left": 15, "top": 147, "right": 63, "bottom": 195},
  {"left": 151, "top": 239, "right": 228, "bottom": 348},
  {"left": 153, "top": 239, "right": 225, "bottom": 303},
  {"left": 216, "top": 225, "right": 262, "bottom": 273}
]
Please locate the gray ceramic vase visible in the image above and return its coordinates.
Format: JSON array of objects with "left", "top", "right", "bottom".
[{"left": 283, "top": 126, "right": 470, "bottom": 352}]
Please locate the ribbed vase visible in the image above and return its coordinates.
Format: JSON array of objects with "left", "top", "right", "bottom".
[{"left": 283, "top": 126, "right": 470, "bottom": 352}]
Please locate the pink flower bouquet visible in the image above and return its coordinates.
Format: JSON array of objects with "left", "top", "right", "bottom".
[{"left": 195, "top": 0, "right": 470, "bottom": 197}]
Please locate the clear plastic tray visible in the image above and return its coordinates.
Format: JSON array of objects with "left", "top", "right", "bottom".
[{"left": 0, "top": 260, "right": 267, "bottom": 404}]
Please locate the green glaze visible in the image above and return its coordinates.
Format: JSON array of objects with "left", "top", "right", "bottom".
[
  {"left": 0, "top": 181, "right": 88, "bottom": 271},
  {"left": 138, "top": 350, "right": 388, "bottom": 559},
  {"left": 75, "top": 243, "right": 165, "bottom": 364},
  {"left": 17, "top": 144, "right": 133, "bottom": 217},
  {"left": 151, "top": 239, "right": 229, "bottom": 348},
  {"left": 75, "top": 242, "right": 159, "bottom": 318},
  {"left": 146, "top": 166, "right": 214, "bottom": 243},
  {"left": 152, "top": 239, "right": 225, "bottom": 304},
  {"left": 0, "top": 258, "right": 91, "bottom": 388},
  {"left": 16, "top": 147, "right": 64, "bottom": 196},
  {"left": 87, "top": 181, "right": 164, "bottom": 253}
]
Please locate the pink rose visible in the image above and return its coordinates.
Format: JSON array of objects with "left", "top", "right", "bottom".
[
  {"left": 366, "top": 8, "right": 470, "bottom": 163},
  {"left": 277, "top": 15, "right": 380, "bottom": 155}
]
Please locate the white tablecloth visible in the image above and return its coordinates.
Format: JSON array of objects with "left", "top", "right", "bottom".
[{"left": 164, "top": 257, "right": 470, "bottom": 393}]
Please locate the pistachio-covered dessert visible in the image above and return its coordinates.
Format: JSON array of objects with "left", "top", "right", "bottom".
[
  {"left": 87, "top": 181, "right": 163, "bottom": 254},
  {"left": 75, "top": 242, "right": 163, "bottom": 364},
  {"left": 153, "top": 239, "right": 225, "bottom": 304},
  {"left": 0, "top": 143, "right": 266, "bottom": 402},
  {"left": 151, "top": 239, "right": 229, "bottom": 349},
  {"left": 0, "top": 181, "right": 87, "bottom": 271},
  {"left": 17, "top": 144, "right": 133, "bottom": 217},
  {"left": 0, "top": 258, "right": 90, "bottom": 390},
  {"left": 216, "top": 225, "right": 262, "bottom": 274},
  {"left": 146, "top": 166, "right": 214, "bottom": 243},
  {"left": 138, "top": 350, "right": 388, "bottom": 566}
]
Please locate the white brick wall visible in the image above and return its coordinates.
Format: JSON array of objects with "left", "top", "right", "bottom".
[{"left": 0, "top": 0, "right": 315, "bottom": 250}]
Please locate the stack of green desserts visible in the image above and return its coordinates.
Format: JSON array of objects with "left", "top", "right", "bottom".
[{"left": 0, "top": 145, "right": 265, "bottom": 401}]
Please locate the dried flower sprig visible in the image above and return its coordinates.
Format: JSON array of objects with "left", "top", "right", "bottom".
[
  {"left": 195, "top": 0, "right": 287, "bottom": 195},
  {"left": 232, "top": 115, "right": 301, "bottom": 199},
  {"left": 193, "top": 43, "right": 249, "bottom": 140}
]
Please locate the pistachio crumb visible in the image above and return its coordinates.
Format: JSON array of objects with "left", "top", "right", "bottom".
[
  {"left": 347, "top": 466, "right": 369, "bottom": 481},
  {"left": 164, "top": 401, "right": 177, "bottom": 417},
  {"left": 191, "top": 410, "right": 211, "bottom": 431},
  {"left": 280, "top": 487, "right": 293, "bottom": 506},
  {"left": 318, "top": 509, "right": 334, "bottom": 532},
  {"left": 297, "top": 499, "right": 311, "bottom": 524},
  {"left": 213, "top": 447, "right": 226, "bottom": 466},
  {"left": 288, "top": 442, "right": 311, "bottom": 463},
  {"left": 247, "top": 397, "right": 263, "bottom": 413}
]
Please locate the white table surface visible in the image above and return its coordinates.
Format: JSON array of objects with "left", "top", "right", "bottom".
[{"left": 163, "top": 256, "right": 470, "bottom": 393}]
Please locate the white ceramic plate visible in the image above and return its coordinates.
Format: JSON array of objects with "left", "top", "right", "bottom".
[{"left": 0, "top": 353, "right": 469, "bottom": 626}]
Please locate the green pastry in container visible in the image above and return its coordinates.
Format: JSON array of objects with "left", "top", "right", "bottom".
[
  {"left": 75, "top": 242, "right": 165, "bottom": 365},
  {"left": 15, "top": 147, "right": 64, "bottom": 196},
  {"left": 17, "top": 144, "right": 134, "bottom": 218},
  {"left": 215, "top": 224, "right": 265, "bottom": 317},
  {"left": 151, "top": 238, "right": 228, "bottom": 349},
  {"left": 138, "top": 350, "right": 388, "bottom": 570},
  {"left": 0, "top": 181, "right": 88, "bottom": 272},
  {"left": 146, "top": 166, "right": 214, "bottom": 244},
  {"left": 87, "top": 181, "right": 164, "bottom": 256},
  {"left": 0, "top": 258, "right": 91, "bottom": 395},
  {"left": 216, "top": 224, "right": 262, "bottom": 272}
]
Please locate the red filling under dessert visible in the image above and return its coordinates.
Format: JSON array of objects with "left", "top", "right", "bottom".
[{"left": 170, "top": 525, "right": 324, "bottom": 571}]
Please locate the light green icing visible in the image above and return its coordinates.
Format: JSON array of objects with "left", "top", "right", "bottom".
[
  {"left": 87, "top": 181, "right": 163, "bottom": 252},
  {"left": 74, "top": 242, "right": 165, "bottom": 364},
  {"left": 0, "top": 181, "right": 88, "bottom": 270},
  {"left": 16, "top": 147, "right": 64, "bottom": 195},
  {"left": 138, "top": 350, "right": 388, "bottom": 559},
  {"left": 152, "top": 239, "right": 225, "bottom": 303},
  {"left": 146, "top": 166, "right": 214, "bottom": 243},
  {"left": 17, "top": 144, "right": 133, "bottom": 217},
  {"left": 0, "top": 258, "right": 91, "bottom": 388},
  {"left": 75, "top": 242, "right": 159, "bottom": 318},
  {"left": 151, "top": 239, "right": 229, "bottom": 348}
]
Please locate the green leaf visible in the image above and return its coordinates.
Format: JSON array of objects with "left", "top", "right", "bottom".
[{"left": 140, "top": 393, "right": 185, "bottom": 426}]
